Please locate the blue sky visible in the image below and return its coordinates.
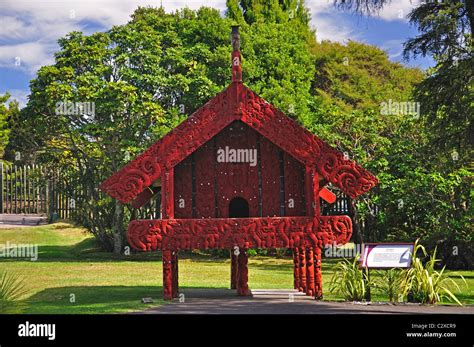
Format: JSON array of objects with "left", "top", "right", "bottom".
[{"left": 0, "top": 0, "right": 433, "bottom": 107}]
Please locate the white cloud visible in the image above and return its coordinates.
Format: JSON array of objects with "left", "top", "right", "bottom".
[
  {"left": 306, "top": 0, "right": 334, "bottom": 12},
  {"left": 381, "top": 39, "right": 405, "bottom": 60},
  {"left": 306, "top": 0, "right": 420, "bottom": 43},
  {"left": 0, "top": 16, "right": 33, "bottom": 40},
  {"left": 306, "top": 0, "right": 357, "bottom": 43},
  {"left": 1, "top": 88, "right": 30, "bottom": 107},
  {"left": 0, "top": 0, "right": 227, "bottom": 32},
  {"left": 311, "top": 14, "right": 356, "bottom": 42},
  {"left": 0, "top": 0, "right": 419, "bottom": 80},
  {"left": 0, "top": 41, "right": 55, "bottom": 74},
  {"left": 376, "top": 0, "right": 419, "bottom": 22},
  {"left": 307, "top": 0, "right": 419, "bottom": 34},
  {"left": 0, "top": 0, "right": 227, "bottom": 75}
]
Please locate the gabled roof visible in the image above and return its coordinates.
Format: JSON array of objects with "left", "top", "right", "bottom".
[{"left": 100, "top": 82, "right": 378, "bottom": 203}]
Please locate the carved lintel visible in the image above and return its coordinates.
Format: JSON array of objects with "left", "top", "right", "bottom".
[{"left": 128, "top": 216, "right": 352, "bottom": 252}]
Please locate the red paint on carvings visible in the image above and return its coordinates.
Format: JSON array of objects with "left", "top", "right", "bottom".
[
  {"left": 127, "top": 215, "right": 352, "bottom": 252},
  {"left": 100, "top": 27, "right": 378, "bottom": 301},
  {"left": 100, "top": 82, "right": 378, "bottom": 204}
]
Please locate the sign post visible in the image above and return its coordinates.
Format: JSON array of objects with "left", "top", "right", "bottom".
[{"left": 360, "top": 243, "right": 414, "bottom": 302}]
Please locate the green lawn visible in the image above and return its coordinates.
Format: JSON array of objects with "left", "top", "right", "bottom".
[{"left": 0, "top": 223, "right": 472, "bottom": 313}]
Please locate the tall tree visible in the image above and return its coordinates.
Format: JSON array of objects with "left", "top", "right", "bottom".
[
  {"left": 402, "top": 1, "right": 473, "bottom": 268},
  {"left": 226, "top": 0, "right": 316, "bottom": 121},
  {"left": 13, "top": 5, "right": 317, "bottom": 252},
  {"left": 330, "top": 0, "right": 473, "bottom": 268},
  {"left": 304, "top": 40, "right": 424, "bottom": 245},
  {"left": 0, "top": 94, "right": 15, "bottom": 160},
  {"left": 14, "top": 7, "right": 232, "bottom": 252},
  {"left": 311, "top": 40, "right": 423, "bottom": 112},
  {"left": 403, "top": 0, "right": 473, "bottom": 159},
  {"left": 17, "top": 26, "right": 168, "bottom": 252},
  {"left": 226, "top": 0, "right": 310, "bottom": 25},
  {"left": 334, "top": 0, "right": 473, "bottom": 155}
]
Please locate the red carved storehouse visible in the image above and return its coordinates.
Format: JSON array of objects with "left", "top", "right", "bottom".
[{"left": 100, "top": 27, "right": 378, "bottom": 300}]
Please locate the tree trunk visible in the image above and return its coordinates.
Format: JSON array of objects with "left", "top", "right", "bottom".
[{"left": 112, "top": 199, "right": 124, "bottom": 254}]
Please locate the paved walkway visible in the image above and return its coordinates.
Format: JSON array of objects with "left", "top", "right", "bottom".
[
  {"left": 0, "top": 214, "right": 47, "bottom": 228},
  {"left": 142, "top": 289, "right": 474, "bottom": 314}
]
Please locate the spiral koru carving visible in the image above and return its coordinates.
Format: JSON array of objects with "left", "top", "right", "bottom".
[
  {"left": 100, "top": 86, "right": 236, "bottom": 203},
  {"left": 240, "top": 87, "right": 378, "bottom": 198}
]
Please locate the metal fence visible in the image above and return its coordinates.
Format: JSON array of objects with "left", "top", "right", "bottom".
[{"left": 322, "top": 188, "right": 350, "bottom": 216}]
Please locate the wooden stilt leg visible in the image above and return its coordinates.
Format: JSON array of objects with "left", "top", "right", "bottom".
[
  {"left": 161, "top": 169, "right": 175, "bottom": 300},
  {"left": 298, "top": 247, "right": 307, "bottom": 292},
  {"left": 293, "top": 248, "right": 299, "bottom": 289},
  {"left": 231, "top": 251, "right": 238, "bottom": 289},
  {"left": 163, "top": 250, "right": 173, "bottom": 300},
  {"left": 237, "top": 249, "right": 250, "bottom": 296},
  {"left": 314, "top": 247, "right": 323, "bottom": 300},
  {"left": 304, "top": 165, "right": 322, "bottom": 299},
  {"left": 172, "top": 251, "right": 179, "bottom": 298},
  {"left": 305, "top": 247, "right": 315, "bottom": 296}
]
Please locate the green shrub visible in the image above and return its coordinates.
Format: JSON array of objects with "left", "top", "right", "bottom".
[
  {"left": 375, "top": 268, "right": 403, "bottom": 303},
  {"left": 329, "top": 255, "right": 371, "bottom": 301},
  {"left": 401, "top": 241, "right": 465, "bottom": 305},
  {"left": 0, "top": 271, "right": 29, "bottom": 313}
]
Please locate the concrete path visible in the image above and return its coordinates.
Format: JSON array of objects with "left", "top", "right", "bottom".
[
  {"left": 0, "top": 214, "right": 48, "bottom": 228},
  {"left": 142, "top": 289, "right": 474, "bottom": 314}
]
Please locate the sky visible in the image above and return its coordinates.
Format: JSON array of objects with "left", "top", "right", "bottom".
[{"left": 0, "top": 0, "right": 433, "bottom": 107}]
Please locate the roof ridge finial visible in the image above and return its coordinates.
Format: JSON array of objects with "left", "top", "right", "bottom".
[{"left": 231, "top": 25, "right": 242, "bottom": 82}]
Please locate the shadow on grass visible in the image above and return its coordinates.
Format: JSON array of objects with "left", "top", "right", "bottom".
[
  {"left": 24, "top": 285, "right": 166, "bottom": 314},
  {"left": 1, "top": 238, "right": 163, "bottom": 263},
  {"left": 22, "top": 285, "right": 236, "bottom": 314}
]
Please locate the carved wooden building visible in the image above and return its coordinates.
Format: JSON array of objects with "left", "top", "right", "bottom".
[{"left": 100, "top": 26, "right": 378, "bottom": 300}]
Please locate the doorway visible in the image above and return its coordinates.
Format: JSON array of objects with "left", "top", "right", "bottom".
[
  {"left": 229, "top": 196, "right": 250, "bottom": 292},
  {"left": 228, "top": 197, "right": 249, "bottom": 218}
]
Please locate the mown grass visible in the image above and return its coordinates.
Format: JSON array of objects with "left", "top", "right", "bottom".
[{"left": 0, "top": 222, "right": 472, "bottom": 313}]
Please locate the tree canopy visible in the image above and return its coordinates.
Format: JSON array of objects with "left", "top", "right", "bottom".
[
  {"left": 0, "top": 94, "right": 15, "bottom": 160},
  {"left": 3, "top": 1, "right": 472, "bottom": 267}
]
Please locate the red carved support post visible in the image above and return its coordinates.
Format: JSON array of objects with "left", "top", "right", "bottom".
[
  {"left": 231, "top": 251, "right": 238, "bottom": 289},
  {"left": 172, "top": 251, "right": 179, "bottom": 298},
  {"left": 162, "top": 250, "right": 173, "bottom": 300},
  {"left": 305, "top": 166, "right": 323, "bottom": 299},
  {"left": 293, "top": 248, "right": 299, "bottom": 289},
  {"left": 305, "top": 247, "right": 315, "bottom": 296},
  {"left": 298, "top": 247, "right": 307, "bottom": 292},
  {"left": 237, "top": 249, "right": 250, "bottom": 296},
  {"left": 314, "top": 246, "right": 323, "bottom": 299},
  {"left": 162, "top": 169, "right": 176, "bottom": 300}
]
